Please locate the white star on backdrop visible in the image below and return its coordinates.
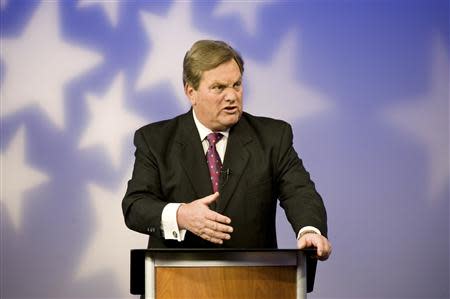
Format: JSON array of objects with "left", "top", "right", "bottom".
[
  {"left": 383, "top": 35, "right": 449, "bottom": 199},
  {"left": 78, "top": 0, "right": 120, "bottom": 27},
  {"left": 0, "top": 1, "right": 103, "bottom": 129},
  {"left": 79, "top": 72, "right": 147, "bottom": 169},
  {"left": 0, "top": 0, "right": 7, "bottom": 10},
  {"left": 135, "top": 1, "right": 212, "bottom": 108},
  {"left": 245, "top": 31, "right": 331, "bottom": 121},
  {"left": 213, "top": 0, "right": 272, "bottom": 36},
  {"left": 0, "top": 126, "right": 49, "bottom": 231},
  {"left": 75, "top": 168, "right": 146, "bottom": 296}
]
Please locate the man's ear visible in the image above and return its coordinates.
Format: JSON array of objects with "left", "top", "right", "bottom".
[{"left": 184, "top": 83, "right": 196, "bottom": 106}]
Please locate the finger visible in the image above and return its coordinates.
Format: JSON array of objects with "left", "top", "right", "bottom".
[
  {"left": 317, "top": 248, "right": 330, "bottom": 261},
  {"left": 204, "top": 227, "right": 231, "bottom": 241},
  {"left": 298, "top": 235, "right": 315, "bottom": 249},
  {"left": 205, "top": 211, "right": 231, "bottom": 225},
  {"left": 298, "top": 236, "right": 307, "bottom": 249},
  {"left": 198, "top": 228, "right": 230, "bottom": 244},
  {"left": 195, "top": 225, "right": 230, "bottom": 239},
  {"left": 317, "top": 244, "right": 324, "bottom": 257},
  {"left": 205, "top": 219, "right": 234, "bottom": 233},
  {"left": 317, "top": 238, "right": 330, "bottom": 256},
  {"left": 318, "top": 241, "right": 332, "bottom": 261},
  {"left": 200, "top": 234, "right": 223, "bottom": 244},
  {"left": 312, "top": 238, "right": 331, "bottom": 261},
  {"left": 199, "top": 192, "right": 220, "bottom": 205}
]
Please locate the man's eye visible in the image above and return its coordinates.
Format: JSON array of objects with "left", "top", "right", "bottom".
[
  {"left": 213, "top": 85, "right": 224, "bottom": 91},
  {"left": 234, "top": 81, "right": 242, "bottom": 88}
]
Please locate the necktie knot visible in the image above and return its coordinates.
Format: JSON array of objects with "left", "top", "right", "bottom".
[{"left": 206, "top": 132, "right": 223, "bottom": 146}]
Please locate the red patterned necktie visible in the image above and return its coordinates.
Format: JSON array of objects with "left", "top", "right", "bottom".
[{"left": 206, "top": 132, "right": 223, "bottom": 193}]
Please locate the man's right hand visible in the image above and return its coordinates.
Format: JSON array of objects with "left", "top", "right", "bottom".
[{"left": 176, "top": 192, "right": 233, "bottom": 244}]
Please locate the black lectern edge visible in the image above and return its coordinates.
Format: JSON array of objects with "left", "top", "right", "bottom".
[
  {"left": 130, "top": 248, "right": 318, "bottom": 295},
  {"left": 131, "top": 247, "right": 317, "bottom": 253}
]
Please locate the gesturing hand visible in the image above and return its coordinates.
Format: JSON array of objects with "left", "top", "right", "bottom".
[{"left": 176, "top": 192, "right": 233, "bottom": 244}]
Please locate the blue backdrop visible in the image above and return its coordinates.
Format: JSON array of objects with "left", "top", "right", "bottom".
[{"left": 1, "top": 0, "right": 449, "bottom": 298}]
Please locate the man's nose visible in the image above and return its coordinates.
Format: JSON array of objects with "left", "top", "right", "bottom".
[{"left": 224, "top": 88, "right": 238, "bottom": 102}]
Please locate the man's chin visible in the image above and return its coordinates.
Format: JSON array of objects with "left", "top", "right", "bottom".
[{"left": 221, "top": 115, "right": 241, "bottom": 127}]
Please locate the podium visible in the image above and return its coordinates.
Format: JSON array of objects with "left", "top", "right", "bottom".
[{"left": 130, "top": 249, "right": 318, "bottom": 299}]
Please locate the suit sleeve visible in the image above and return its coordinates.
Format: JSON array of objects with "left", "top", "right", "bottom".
[
  {"left": 122, "top": 128, "right": 167, "bottom": 237},
  {"left": 275, "top": 123, "right": 328, "bottom": 238}
]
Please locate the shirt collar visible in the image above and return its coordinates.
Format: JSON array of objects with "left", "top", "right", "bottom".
[{"left": 192, "top": 109, "right": 229, "bottom": 141}]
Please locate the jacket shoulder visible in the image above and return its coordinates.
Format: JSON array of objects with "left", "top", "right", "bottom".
[
  {"left": 241, "top": 112, "right": 291, "bottom": 133},
  {"left": 135, "top": 112, "right": 190, "bottom": 137},
  {"left": 137, "top": 114, "right": 181, "bottom": 133}
]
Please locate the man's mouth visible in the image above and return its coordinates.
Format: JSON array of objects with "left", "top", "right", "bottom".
[{"left": 223, "top": 106, "right": 238, "bottom": 114}]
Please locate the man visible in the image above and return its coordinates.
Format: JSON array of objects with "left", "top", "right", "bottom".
[{"left": 122, "top": 40, "right": 331, "bottom": 260}]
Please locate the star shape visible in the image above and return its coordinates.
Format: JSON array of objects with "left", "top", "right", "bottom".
[
  {"left": 0, "top": 126, "right": 49, "bottom": 231},
  {"left": 245, "top": 30, "right": 331, "bottom": 121},
  {"left": 79, "top": 72, "right": 147, "bottom": 169},
  {"left": 383, "top": 35, "right": 449, "bottom": 199},
  {"left": 75, "top": 168, "right": 147, "bottom": 296},
  {"left": 1, "top": 0, "right": 7, "bottom": 10},
  {"left": 213, "top": 0, "right": 273, "bottom": 36},
  {"left": 0, "top": 1, "right": 103, "bottom": 129},
  {"left": 78, "top": 0, "right": 120, "bottom": 27},
  {"left": 135, "top": 1, "right": 212, "bottom": 108}
]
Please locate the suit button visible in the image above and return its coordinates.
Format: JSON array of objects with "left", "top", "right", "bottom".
[
  {"left": 147, "top": 227, "right": 156, "bottom": 233},
  {"left": 172, "top": 231, "right": 178, "bottom": 238}
]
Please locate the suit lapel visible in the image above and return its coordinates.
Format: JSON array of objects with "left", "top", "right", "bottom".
[
  {"left": 175, "top": 111, "right": 213, "bottom": 200},
  {"left": 217, "top": 118, "right": 252, "bottom": 213}
]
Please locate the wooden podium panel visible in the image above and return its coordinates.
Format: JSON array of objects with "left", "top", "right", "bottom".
[{"left": 156, "top": 266, "right": 296, "bottom": 299}]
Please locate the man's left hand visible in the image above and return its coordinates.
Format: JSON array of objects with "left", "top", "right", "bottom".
[{"left": 297, "top": 233, "right": 332, "bottom": 261}]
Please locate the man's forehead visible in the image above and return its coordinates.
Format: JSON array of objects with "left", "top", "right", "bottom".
[
  {"left": 209, "top": 74, "right": 242, "bottom": 84},
  {"left": 202, "top": 62, "right": 242, "bottom": 83}
]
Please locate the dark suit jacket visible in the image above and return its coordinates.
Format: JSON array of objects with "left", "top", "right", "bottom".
[{"left": 122, "top": 110, "right": 327, "bottom": 248}]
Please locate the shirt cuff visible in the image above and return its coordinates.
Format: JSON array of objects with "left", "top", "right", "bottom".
[
  {"left": 297, "top": 226, "right": 321, "bottom": 240},
  {"left": 161, "top": 203, "right": 187, "bottom": 242}
]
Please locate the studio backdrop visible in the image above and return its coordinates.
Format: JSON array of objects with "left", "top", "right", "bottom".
[{"left": 1, "top": 1, "right": 448, "bottom": 298}]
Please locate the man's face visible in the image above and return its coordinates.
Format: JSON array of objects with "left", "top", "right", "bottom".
[{"left": 185, "top": 59, "right": 243, "bottom": 131}]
